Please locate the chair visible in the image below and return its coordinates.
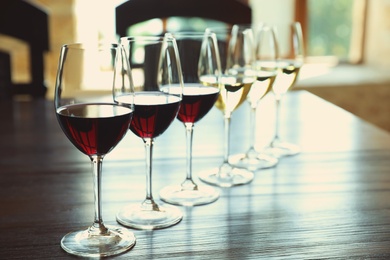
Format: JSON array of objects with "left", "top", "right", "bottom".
[
  {"left": 115, "top": 0, "right": 252, "bottom": 37},
  {"left": 0, "top": 0, "right": 49, "bottom": 99},
  {"left": 0, "top": 51, "right": 12, "bottom": 99}
]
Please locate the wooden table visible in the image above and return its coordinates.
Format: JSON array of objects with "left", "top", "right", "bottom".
[{"left": 1, "top": 90, "right": 390, "bottom": 259}]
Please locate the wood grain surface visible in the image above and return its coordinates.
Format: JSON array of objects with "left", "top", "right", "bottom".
[{"left": 1, "top": 90, "right": 390, "bottom": 259}]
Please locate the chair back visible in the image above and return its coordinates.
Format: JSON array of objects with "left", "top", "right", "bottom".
[
  {"left": 115, "top": 0, "right": 252, "bottom": 37},
  {"left": 0, "top": 1, "right": 49, "bottom": 99}
]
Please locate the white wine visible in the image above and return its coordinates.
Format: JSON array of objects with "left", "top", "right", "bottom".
[
  {"left": 248, "top": 61, "right": 277, "bottom": 106},
  {"left": 272, "top": 60, "right": 302, "bottom": 96},
  {"left": 201, "top": 74, "right": 253, "bottom": 115},
  {"left": 216, "top": 75, "right": 254, "bottom": 115},
  {"left": 201, "top": 73, "right": 255, "bottom": 116}
]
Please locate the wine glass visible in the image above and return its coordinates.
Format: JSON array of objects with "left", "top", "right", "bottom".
[
  {"left": 264, "top": 21, "right": 304, "bottom": 157},
  {"left": 198, "top": 25, "right": 257, "bottom": 187},
  {"left": 229, "top": 24, "right": 279, "bottom": 170},
  {"left": 116, "top": 35, "right": 183, "bottom": 229},
  {"left": 159, "top": 31, "right": 221, "bottom": 206},
  {"left": 54, "top": 43, "right": 136, "bottom": 257}
]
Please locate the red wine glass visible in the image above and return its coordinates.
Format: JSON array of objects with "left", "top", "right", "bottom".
[
  {"left": 159, "top": 32, "right": 221, "bottom": 206},
  {"left": 116, "top": 35, "right": 183, "bottom": 229},
  {"left": 54, "top": 43, "right": 136, "bottom": 257}
]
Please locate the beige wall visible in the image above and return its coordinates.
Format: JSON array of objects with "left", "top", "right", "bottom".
[
  {"left": 249, "top": 0, "right": 294, "bottom": 26},
  {"left": 34, "top": 0, "right": 123, "bottom": 99},
  {"left": 364, "top": 0, "right": 390, "bottom": 67},
  {"left": 38, "top": 0, "right": 77, "bottom": 99}
]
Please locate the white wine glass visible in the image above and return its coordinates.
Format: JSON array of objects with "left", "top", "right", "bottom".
[
  {"left": 264, "top": 21, "right": 304, "bottom": 157},
  {"left": 229, "top": 24, "right": 279, "bottom": 170},
  {"left": 54, "top": 43, "right": 136, "bottom": 257},
  {"left": 198, "top": 25, "right": 256, "bottom": 187},
  {"left": 159, "top": 31, "right": 221, "bottom": 206},
  {"left": 116, "top": 35, "right": 183, "bottom": 229}
]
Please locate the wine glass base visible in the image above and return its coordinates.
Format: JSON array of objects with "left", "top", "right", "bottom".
[
  {"left": 198, "top": 166, "right": 254, "bottom": 188},
  {"left": 116, "top": 203, "right": 183, "bottom": 230},
  {"left": 159, "top": 184, "right": 220, "bottom": 206},
  {"left": 60, "top": 225, "right": 136, "bottom": 257},
  {"left": 264, "top": 140, "right": 300, "bottom": 158},
  {"left": 229, "top": 152, "right": 278, "bottom": 171}
]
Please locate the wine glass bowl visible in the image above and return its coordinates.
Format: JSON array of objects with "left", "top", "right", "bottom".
[
  {"left": 116, "top": 35, "right": 183, "bottom": 229},
  {"left": 198, "top": 25, "right": 257, "bottom": 187},
  {"left": 54, "top": 43, "right": 136, "bottom": 257},
  {"left": 159, "top": 31, "right": 221, "bottom": 206}
]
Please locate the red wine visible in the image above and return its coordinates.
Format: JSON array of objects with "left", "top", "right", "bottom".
[
  {"left": 56, "top": 103, "right": 133, "bottom": 156},
  {"left": 177, "top": 84, "right": 219, "bottom": 123},
  {"left": 117, "top": 92, "right": 181, "bottom": 139}
]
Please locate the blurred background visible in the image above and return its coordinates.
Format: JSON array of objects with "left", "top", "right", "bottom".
[{"left": 0, "top": 0, "right": 389, "bottom": 132}]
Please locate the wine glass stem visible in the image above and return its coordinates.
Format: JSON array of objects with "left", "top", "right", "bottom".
[
  {"left": 273, "top": 95, "right": 282, "bottom": 142},
  {"left": 144, "top": 138, "right": 155, "bottom": 203},
  {"left": 183, "top": 123, "right": 197, "bottom": 188},
  {"left": 90, "top": 155, "right": 108, "bottom": 235},
  {"left": 223, "top": 116, "right": 231, "bottom": 164},
  {"left": 216, "top": 115, "right": 232, "bottom": 179},
  {"left": 249, "top": 105, "right": 257, "bottom": 152}
]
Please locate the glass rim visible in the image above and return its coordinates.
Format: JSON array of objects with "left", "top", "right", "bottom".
[
  {"left": 166, "top": 32, "right": 218, "bottom": 42},
  {"left": 166, "top": 31, "right": 216, "bottom": 37},
  {"left": 61, "top": 42, "right": 121, "bottom": 50},
  {"left": 120, "top": 35, "right": 176, "bottom": 43}
]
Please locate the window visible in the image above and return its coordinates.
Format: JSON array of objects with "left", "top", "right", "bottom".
[
  {"left": 296, "top": 0, "right": 367, "bottom": 64},
  {"left": 308, "top": 0, "right": 353, "bottom": 59}
]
